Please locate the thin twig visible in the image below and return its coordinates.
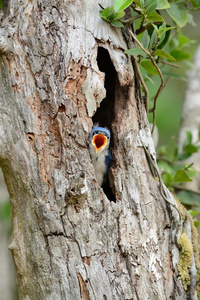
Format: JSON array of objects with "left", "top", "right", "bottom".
[
  {"left": 128, "top": 30, "right": 163, "bottom": 79},
  {"left": 98, "top": 3, "right": 104, "bottom": 10},
  {"left": 131, "top": 55, "right": 149, "bottom": 112},
  {"left": 150, "top": 82, "right": 164, "bottom": 134},
  {"left": 128, "top": 29, "right": 165, "bottom": 134},
  {"left": 185, "top": 162, "right": 194, "bottom": 170},
  {"left": 157, "top": 157, "right": 174, "bottom": 165},
  {"left": 161, "top": 61, "right": 181, "bottom": 69},
  {"left": 136, "top": 25, "right": 149, "bottom": 35},
  {"left": 121, "top": 16, "right": 141, "bottom": 24}
]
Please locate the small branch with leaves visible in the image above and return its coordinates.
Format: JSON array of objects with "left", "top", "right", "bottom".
[
  {"left": 99, "top": 0, "right": 200, "bottom": 217},
  {"left": 128, "top": 29, "right": 165, "bottom": 133},
  {"left": 99, "top": 0, "right": 198, "bottom": 132}
]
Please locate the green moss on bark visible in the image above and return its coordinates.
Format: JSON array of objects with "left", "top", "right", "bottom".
[{"left": 178, "top": 229, "right": 193, "bottom": 291}]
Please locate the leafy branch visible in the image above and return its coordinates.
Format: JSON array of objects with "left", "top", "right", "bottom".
[
  {"left": 99, "top": 0, "right": 200, "bottom": 132},
  {"left": 157, "top": 128, "right": 200, "bottom": 215},
  {"left": 128, "top": 29, "right": 165, "bottom": 133},
  {"left": 99, "top": 0, "right": 200, "bottom": 216}
]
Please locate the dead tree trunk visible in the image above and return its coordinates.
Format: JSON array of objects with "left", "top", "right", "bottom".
[{"left": 0, "top": 1, "right": 199, "bottom": 299}]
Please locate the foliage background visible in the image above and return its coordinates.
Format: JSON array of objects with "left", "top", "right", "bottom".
[
  {"left": 150, "top": 13, "right": 200, "bottom": 214},
  {"left": 149, "top": 14, "right": 200, "bottom": 149}
]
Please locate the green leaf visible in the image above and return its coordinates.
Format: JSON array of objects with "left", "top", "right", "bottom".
[
  {"left": 178, "top": 31, "right": 191, "bottom": 48},
  {"left": 194, "top": 221, "right": 199, "bottom": 227},
  {"left": 142, "top": 72, "right": 155, "bottom": 84},
  {"left": 136, "top": 0, "right": 144, "bottom": 7},
  {"left": 191, "top": 0, "right": 199, "bottom": 8},
  {"left": 159, "top": 145, "right": 167, "bottom": 156},
  {"left": 145, "top": 0, "right": 159, "bottom": 13},
  {"left": 113, "top": 10, "right": 125, "bottom": 20},
  {"left": 161, "top": 172, "right": 173, "bottom": 187},
  {"left": 107, "top": 7, "right": 116, "bottom": 19},
  {"left": 111, "top": 20, "right": 124, "bottom": 27},
  {"left": 173, "top": 169, "right": 192, "bottom": 183},
  {"left": 188, "top": 210, "right": 199, "bottom": 217},
  {"left": 0, "top": 0, "right": 3, "bottom": 9},
  {"left": 99, "top": 7, "right": 120, "bottom": 23},
  {"left": 99, "top": 7, "right": 111, "bottom": 20},
  {"left": 125, "top": 47, "right": 145, "bottom": 56},
  {"left": 184, "top": 131, "right": 192, "bottom": 145},
  {"left": 149, "top": 29, "right": 158, "bottom": 49},
  {"left": 186, "top": 166, "right": 197, "bottom": 179},
  {"left": 157, "top": 0, "right": 170, "bottom": 9},
  {"left": 184, "top": 144, "right": 198, "bottom": 154},
  {"left": 114, "top": 0, "right": 134, "bottom": 13},
  {"left": 158, "top": 27, "right": 171, "bottom": 49},
  {"left": 146, "top": 11, "right": 164, "bottom": 23},
  {"left": 141, "top": 30, "right": 150, "bottom": 48},
  {"left": 158, "top": 26, "right": 175, "bottom": 38},
  {"left": 154, "top": 49, "right": 176, "bottom": 61},
  {"left": 176, "top": 153, "right": 191, "bottom": 161},
  {"left": 167, "top": 3, "right": 188, "bottom": 28},
  {"left": 135, "top": 4, "right": 145, "bottom": 12},
  {"left": 140, "top": 60, "right": 158, "bottom": 75},
  {"left": 170, "top": 49, "right": 190, "bottom": 61},
  {"left": 152, "top": 23, "right": 159, "bottom": 33}
]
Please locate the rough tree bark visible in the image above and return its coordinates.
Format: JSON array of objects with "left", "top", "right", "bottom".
[{"left": 0, "top": 1, "right": 199, "bottom": 300}]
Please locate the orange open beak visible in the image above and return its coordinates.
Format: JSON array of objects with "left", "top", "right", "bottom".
[{"left": 92, "top": 134, "right": 107, "bottom": 152}]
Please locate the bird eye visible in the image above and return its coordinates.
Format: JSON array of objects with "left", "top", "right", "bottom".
[{"left": 105, "top": 133, "right": 110, "bottom": 139}]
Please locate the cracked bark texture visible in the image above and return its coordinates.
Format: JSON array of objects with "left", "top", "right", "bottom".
[{"left": 0, "top": 1, "right": 198, "bottom": 299}]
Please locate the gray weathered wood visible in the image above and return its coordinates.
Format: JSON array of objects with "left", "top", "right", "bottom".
[{"left": 0, "top": 1, "right": 198, "bottom": 299}]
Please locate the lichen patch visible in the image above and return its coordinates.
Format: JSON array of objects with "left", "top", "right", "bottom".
[{"left": 178, "top": 229, "right": 193, "bottom": 290}]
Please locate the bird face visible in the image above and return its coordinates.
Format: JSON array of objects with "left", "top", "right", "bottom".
[
  {"left": 92, "top": 133, "right": 107, "bottom": 152},
  {"left": 89, "top": 127, "right": 110, "bottom": 153},
  {"left": 88, "top": 126, "right": 112, "bottom": 186}
]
